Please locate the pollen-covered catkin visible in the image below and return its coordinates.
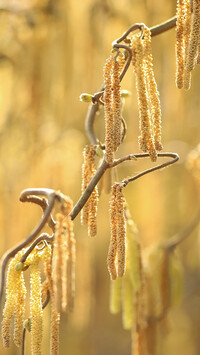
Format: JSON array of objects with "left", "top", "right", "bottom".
[
  {"left": 62, "top": 216, "right": 76, "bottom": 312},
  {"left": 107, "top": 184, "right": 118, "bottom": 280},
  {"left": 1, "top": 249, "right": 27, "bottom": 348},
  {"left": 183, "top": 0, "right": 192, "bottom": 89},
  {"left": 112, "top": 59, "right": 122, "bottom": 151},
  {"left": 143, "top": 26, "right": 163, "bottom": 151},
  {"left": 116, "top": 185, "right": 126, "bottom": 277},
  {"left": 81, "top": 144, "right": 98, "bottom": 237},
  {"left": 176, "top": 0, "right": 185, "bottom": 88},
  {"left": 30, "top": 262, "right": 43, "bottom": 355},
  {"left": 52, "top": 213, "right": 64, "bottom": 313},
  {"left": 14, "top": 275, "right": 27, "bottom": 347},
  {"left": 104, "top": 56, "right": 114, "bottom": 163},
  {"left": 44, "top": 258, "right": 60, "bottom": 355},
  {"left": 132, "top": 35, "right": 157, "bottom": 161},
  {"left": 186, "top": 0, "right": 200, "bottom": 72},
  {"left": 107, "top": 183, "right": 126, "bottom": 279}
]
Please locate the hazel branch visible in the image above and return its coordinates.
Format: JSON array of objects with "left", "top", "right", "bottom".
[
  {"left": 120, "top": 153, "right": 179, "bottom": 186},
  {"left": 0, "top": 189, "right": 56, "bottom": 304},
  {"left": 20, "top": 233, "right": 54, "bottom": 264},
  {"left": 85, "top": 16, "right": 177, "bottom": 146},
  {"left": 20, "top": 195, "right": 56, "bottom": 231}
]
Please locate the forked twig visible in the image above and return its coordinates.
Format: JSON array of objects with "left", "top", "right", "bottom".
[{"left": 0, "top": 189, "right": 56, "bottom": 304}]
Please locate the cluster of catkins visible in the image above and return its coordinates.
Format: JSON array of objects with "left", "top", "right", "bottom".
[
  {"left": 176, "top": 0, "right": 200, "bottom": 89},
  {"left": 109, "top": 216, "right": 183, "bottom": 355},
  {"left": 131, "top": 25, "right": 163, "bottom": 162},
  {"left": 1, "top": 195, "right": 76, "bottom": 355}
]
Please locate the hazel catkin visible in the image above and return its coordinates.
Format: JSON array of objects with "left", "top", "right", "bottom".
[{"left": 107, "top": 183, "right": 126, "bottom": 279}]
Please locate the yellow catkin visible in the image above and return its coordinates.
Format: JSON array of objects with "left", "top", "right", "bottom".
[
  {"left": 52, "top": 213, "right": 64, "bottom": 313},
  {"left": 176, "top": 0, "right": 185, "bottom": 88},
  {"left": 117, "top": 52, "right": 125, "bottom": 73},
  {"left": 107, "top": 184, "right": 118, "bottom": 280},
  {"left": 116, "top": 185, "right": 126, "bottom": 277},
  {"left": 183, "top": 0, "right": 192, "bottom": 89},
  {"left": 1, "top": 249, "right": 27, "bottom": 348},
  {"left": 81, "top": 145, "right": 98, "bottom": 236},
  {"left": 112, "top": 58, "right": 122, "bottom": 151},
  {"left": 122, "top": 276, "right": 135, "bottom": 330},
  {"left": 62, "top": 216, "right": 76, "bottom": 312},
  {"left": 109, "top": 277, "right": 122, "bottom": 314},
  {"left": 132, "top": 35, "right": 157, "bottom": 162},
  {"left": 44, "top": 258, "right": 60, "bottom": 355},
  {"left": 143, "top": 26, "right": 163, "bottom": 151},
  {"left": 197, "top": 30, "right": 200, "bottom": 63},
  {"left": 126, "top": 219, "right": 141, "bottom": 292},
  {"left": 30, "top": 262, "right": 43, "bottom": 355},
  {"left": 104, "top": 56, "right": 114, "bottom": 163},
  {"left": 168, "top": 252, "right": 183, "bottom": 307},
  {"left": 186, "top": 0, "right": 200, "bottom": 72},
  {"left": 14, "top": 275, "right": 27, "bottom": 347}
]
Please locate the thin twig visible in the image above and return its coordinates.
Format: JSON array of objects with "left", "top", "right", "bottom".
[
  {"left": 0, "top": 189, "right": 56, "bottom": 304},
  {"left": 20, "top": 233, "right": 54, "bottom": 264},
  {"left": 121, "top": 153, "right": 179, "bottom": 186},
  {"left": 21, "top": 195, "right": 56, "bottom": 230}
]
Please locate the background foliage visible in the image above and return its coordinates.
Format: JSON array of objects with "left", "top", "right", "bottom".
[{"left": 0, "top": 0, "right": 200, "bottom": 354}]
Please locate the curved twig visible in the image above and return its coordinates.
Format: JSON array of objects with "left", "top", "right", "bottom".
[
  {"left": 20, "top": 233, "right": 54, "bottom": 264},
  {"left": 121, "top": 153, "right": 179, "bottom": 186},
  {"left": 21, "top": 195, "right": 56, "bottom": 231},
  {"left": 0, "top": 189, "right": 56, "bottom": 304}
]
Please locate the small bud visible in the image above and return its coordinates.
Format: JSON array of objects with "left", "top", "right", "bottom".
[
  {"left": 23, "top": 318, "right": 32, "bottom": 332},
  {"left": 79, "top": 93, "right": 93, "bottom": 103},
  {"left": 15, "top": 262, "right": 24, "bottom": 271},
  {"left": 121, "top": 90, "right": 131, "bottom": 98},
  {"left": 95, "top": 145, "right": 104, "bottom": 157}
]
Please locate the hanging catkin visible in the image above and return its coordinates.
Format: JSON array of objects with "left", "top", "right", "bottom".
[
  {"left": 186, "top": 0, "right": 200, "bottom": 72},
  {"left": 112, "top": 59, "right": 122, "bottom": 151},
  {"left": 132, "top": 35, "right": 157, "bottom": 161},
  {"left": 143, "top": 26, "right": 163, "bottom": 151},
  {"left": 107, "top": 183, "right": 126, "bottom": 279},
  {"left": 1, "top": 249, "right": 27, "bottom": 348},
  {"left": 176, "top": 0, "right": 185, "bottom": 88},
  {"left": 104, "top": 56, "right": 115, "bottom": 163},
  {"left": 81, "top": 144, "right": 98, "bottom": 237},
  {"left": 107, "top": 183, "right": 118, "bottom": 280},
  {"left": 116, "top": 184, "right": 126, "bottom": 277},
  {"left": 183, "top": 0, "right": 192, "bottom": 89}
]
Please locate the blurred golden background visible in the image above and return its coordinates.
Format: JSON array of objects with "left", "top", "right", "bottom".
[{"left": 0, "top": 0, "right": 200, "bottom": 354}]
